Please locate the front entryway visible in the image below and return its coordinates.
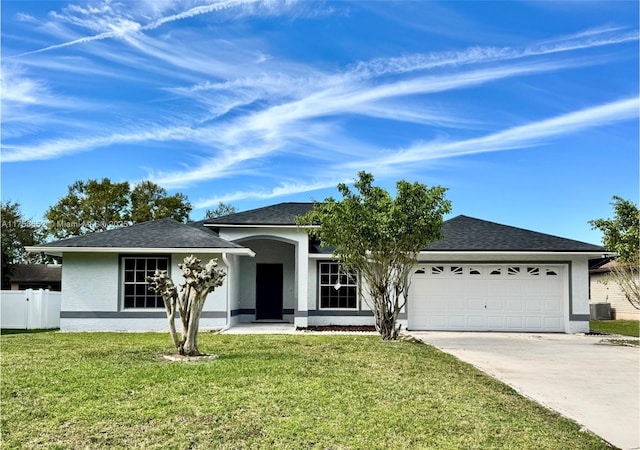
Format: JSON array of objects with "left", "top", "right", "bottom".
[{"left": 255, "top": 264, "right": 283, "bottom": 320}]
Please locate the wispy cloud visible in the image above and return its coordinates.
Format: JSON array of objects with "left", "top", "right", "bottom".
[
  {"left": 11, "top": 0, "right": 293, "bottom": 58},
  {"left": 194, "top": 178, "right": 345, "bottom": 208},
  {"left": 350, "top": 97, "right": 639, "bottom": 170},
  {"left": 197, "top": 97, "right": 639, "bottom": 205}
]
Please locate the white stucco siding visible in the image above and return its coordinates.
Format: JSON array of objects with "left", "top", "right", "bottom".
[
  {"left": 62, "top": 253, "right": 119, "bottom": 312},
  {"left": 570, "top": 257, "right": 590, "bottom": 317},
  {"left": 225, "top": 254, "right": 241, "bottom": 326},
  {"left": 307, "top": 258, "right": 318, "bottom": 311},
  {"left": 60, "top": 251, "right": 230, "bottom": 332}
]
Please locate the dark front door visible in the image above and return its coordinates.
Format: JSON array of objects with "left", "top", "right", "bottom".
[{"left": 255, "top": 264, "right": 283, "bottom": 320}]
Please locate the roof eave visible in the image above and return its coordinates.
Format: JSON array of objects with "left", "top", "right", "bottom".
[
  {"left": 25, "top": 246, "right": 256, "bottom": 257},
  {"left": 419, "top": 250, "right": 612, "bottom": 257},
  {"left": 204, "top": 223, "right": 303, "bottom": 228}
]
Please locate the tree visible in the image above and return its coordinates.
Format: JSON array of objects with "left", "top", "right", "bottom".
[
  {"left": 205, "top": 202, "right": 237, "bottom": 219},
  {"left": 1, "top": 202, "right": 46, "bottom": 288},
  {"left": 131, "top": 181, "right": 191, "bottom": 223},
  {"left": 45, "top": 178, "right": 192, "bottom": 238},
  {"left": 297, "top": 172, "right": 451, "bottom": 340},
  {"left": 589, "top": 196, "right": 640, "bottom": 309},
  {"left": 45, "top": 178, "right": 130, "bottom": 238},
  {"left": 147, "top": 255, "right": 226, "bottom": 356}
]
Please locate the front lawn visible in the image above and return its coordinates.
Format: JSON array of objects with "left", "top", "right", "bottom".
[
  {"left": 590, "top": 319, "right": 640, "bottom": 337},
  {"left": 1, "top": 332, "right": 610, "bottom": 449}
]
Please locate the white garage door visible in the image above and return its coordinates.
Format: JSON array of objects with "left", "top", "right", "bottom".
[{"left": 408, "top": 264, "right": 565, "bottom": 332}]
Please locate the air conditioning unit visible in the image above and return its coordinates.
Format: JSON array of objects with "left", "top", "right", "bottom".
[{"left": 590, "top": 303, "right": 611, "bottom": 320}]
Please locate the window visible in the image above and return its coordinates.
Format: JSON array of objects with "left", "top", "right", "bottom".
[
  {"left": 451, "top": 266, "right": 463, "bottom": 275},
  {"left": 546, "top": 269, "right": 558, "bottom": 276},
  {"left": 469, "top": 268, "right": 481, "bottom": 275},
  {"left": 508, "top": 266, "right": 521, "bottom": 275},
  {"left": 490, "top": 268, "right": 502, "bottom": 275},
  {"left": 319, "top": 262, "right": 358, "bottom": 309},
  {"left": 527, "top": 267, "right": 540, "bottom": 276},
  {"left": 431, "top": 266, "right": 444, "bottom": 275},
  {"left": 122, "top": 256, "right": 169, "bottom": 309}
]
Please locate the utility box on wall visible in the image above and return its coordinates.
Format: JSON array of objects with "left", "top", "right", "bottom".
[{"left": 590, "top": 302, "right": 612, "bottom": 321}]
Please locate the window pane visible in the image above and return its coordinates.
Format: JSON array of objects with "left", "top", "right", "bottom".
[
  {"left": 122, "top": 256, "right": 169, "bottom": 309},
  {"left": 124, "top": 296, "right": 134, "bottom": 308},
  {"left": 319, "top": 262, "right": 357, "bottom": 309}
]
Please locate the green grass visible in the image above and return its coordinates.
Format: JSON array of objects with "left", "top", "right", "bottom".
[
  {"left": 590, "top": 319, "right": 640, "bottom": 337},
  {"left": 1, "top": 332, "right": 611, "bottom": 449}
]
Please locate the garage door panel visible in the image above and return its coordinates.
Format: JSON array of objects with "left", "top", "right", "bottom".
[
  {"left": 505, "top": 317, "right": 524, "bottom": 329},
  {"left": 467, "top": 298, "right": 485, "bottom": 312},
  {"left": 545, "top": 299, "right": 562, "bottom": 313},
  {"left": 409, "top": 264, "right": 565, "bottom": 332},
  {"left": 505, "top": 299, "right": 524, "bottom": 312},
  {"left": 486, "top": 316, "right": 505, "bottom": 328},
  {"left": 447, "top": 315, "right": 467, "bottom": 328}
]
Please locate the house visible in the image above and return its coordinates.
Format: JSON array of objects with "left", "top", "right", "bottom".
[
  {"left": 27, "top": 202, "right": 608, "bottom": 333},
  {"left": 589, "top": 258, "right": 640, "bottom": 320},
  {"left": 7, "top": 263, "right": 62, "bottom": 291}
]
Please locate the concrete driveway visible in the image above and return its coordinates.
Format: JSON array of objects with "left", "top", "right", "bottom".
[{"left": 410, "top": 332, "right": 640, "bottom": 450}]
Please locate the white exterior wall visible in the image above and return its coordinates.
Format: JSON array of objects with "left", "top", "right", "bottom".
[
  {"left": 590, "top": 272, "right": 640, "bottom": 320},
  {"left": 569, "top": 257, "right": 590, "bottom": 332},
  {"left": 218, "top": 227, "right": 309, "bottom": 327},
  {"left": 225, "top": 254, "right": 241, "bottom": 326},
  {"left": 60, "top": 251, "right": 228, "bottom": 332},
  {"left": 63, "top": 253, "right": 119, "bottom": 312}
]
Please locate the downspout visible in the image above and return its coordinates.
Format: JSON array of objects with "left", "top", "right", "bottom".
[{"left": 222, "top": 252, "right": 231, "bottom": 331}]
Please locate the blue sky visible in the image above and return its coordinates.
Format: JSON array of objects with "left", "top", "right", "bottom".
[{"left": 1, "top": 0, "right": 638, "bottom": 245}]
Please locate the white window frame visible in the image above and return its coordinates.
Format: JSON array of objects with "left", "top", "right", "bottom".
[
  {"left": 318, "top": 262, "right": 359, "bottom": 310},
  {"left": 121, "top": 255, "right": 170, "bottom": 309}
]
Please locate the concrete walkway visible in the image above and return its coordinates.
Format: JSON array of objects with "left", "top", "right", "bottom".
[
  {"left": 219, "top": 323, "right": 297, "bottom": 334},
  {"left": 410, "top": 332, "right": 640, "bottom": 450}
]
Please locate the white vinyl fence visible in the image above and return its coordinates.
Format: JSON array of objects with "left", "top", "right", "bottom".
[{"left": 1, "top": 289, "right": 61, "bottom": 329}]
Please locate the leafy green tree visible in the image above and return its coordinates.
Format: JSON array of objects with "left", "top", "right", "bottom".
[
  {"left": 45, "top": 178, "right": 130, "bottom": 238},
  {"left": 297, "top": 172, "right": 451, "bottom": 340},
  {"left": 1, "top": 202, "right": 46, "bottom": 288},
  {"left": 45, "top": 179, "right": 192, "bottom": 239},
  {"left": 205, "top": 202, "right": 236, "bottom": 219},
  {"left": 590, "top": 196, "right": 640, "bottom": 309},
  {"left": 131, "top": 181, "right": 191, "bottom": 223}
]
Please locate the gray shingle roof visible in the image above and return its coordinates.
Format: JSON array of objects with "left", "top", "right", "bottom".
[
  {"left": 206, "top": 202, "right": 313, "bottom": 226},
  {"left": 427, "top": 215, "right": 605, "bottom": 252},
  {"left": 208, "top": 203, "right": 603, "bottom": 252},
  {"left": 34, "top": 218, "right": 243, "bottom": 249},
  {"left": 36, "top": 205, "right": 603, "bottom": 253}
]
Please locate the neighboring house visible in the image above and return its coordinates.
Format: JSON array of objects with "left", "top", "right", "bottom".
[
  {"left": 589, "top": 258, "right": 640, "bottom": 320},
  {"left": 7, "top": 264, "right": 62, "bottom": 291},
  {"left": 28, "top": 202, "right": 607, "bottom": 333}
]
